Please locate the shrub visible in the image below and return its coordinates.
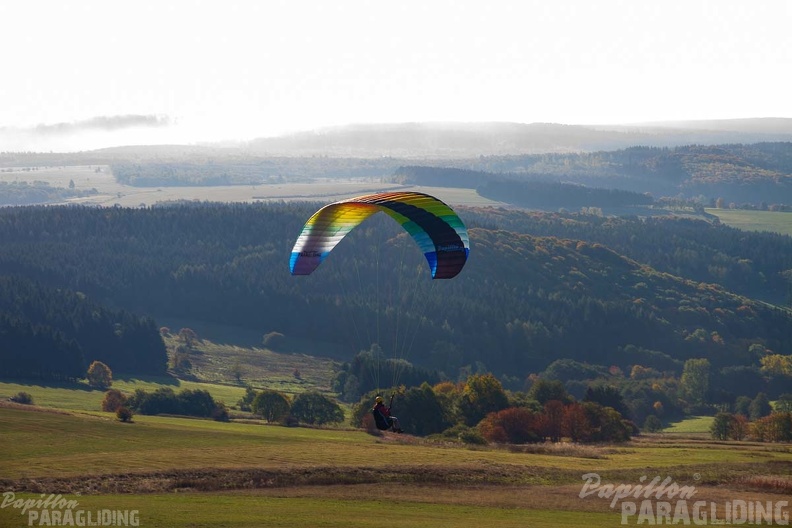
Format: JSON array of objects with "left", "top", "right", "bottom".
[
  {"left": 237, "top": 386, "right": 257, "bottom": 411},
  {"left": 290, "top": 391, "right": 344, "bottom": 425},
  {"left": 643, "top": 415, "right": 663, "bottom": 433},
  {"left": 10, "top": 391, "right": 33, "bottom": 404},
  {"left": 479, "top": 407, "right": 541, "bottom": 444},
  {"left": 127, "top": 387, "right": 220, "bottom": 418},
  {"left": 436, "top": 424, "right": 487, "bottom": 445},
  {"left": 116, "top": 407, "right": 133, "bottom": 422},
  {"left": 211, "top": 403, "right": 230, "bottom": 422}
]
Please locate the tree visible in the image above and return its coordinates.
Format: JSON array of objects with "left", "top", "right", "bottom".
[
  {"left": 177, "top": 389, "right": 217, "bottom": 417},
  {"left": 86, "top": 360, "right": 113, "bottom": 390},
  {"left": 398, "top": 382, "right": 451, "bottom": 436},
  {"left": 584, "top": 385, "right": 630, "bottom": 419},
  {"left": 540, "top": 400, "right": 566, "bottom": 442},
  {"left": 730, "top": 414, "right": 749, "bottom": 440},
  {"left": 528, "top": 379, "right": 571, "bottom": 405},
  {"left": 734, "top": 396, "right": 752, "bottom": 417},
  {"left": 102, "top": 389, "right": 127, "bottom": 412},
  {"left": 116, "top": 407, "right": 133, "bottom": 422},
  {"left": 679, "top": 358, "right": 710, "bottom": 404},
  {"left": 178, "top": 327, "right": 198, "bottom": 347},
  {"left": 231, "top": 361, "right": 245, "bottom": 383},
  {"left": 252, "top": 389, "right": 291, "bottom": 423},
  {"left": 710, "top": 412, "right": 735, "bottom": 440},
  {"left": 479, "top": 407, "right": 540, "bottom": 444},
  {"left": 759, "top": 354, "right": 792, "bottom": 376},
  {"left": 776, "top": 393, "right": 792, "bottom": 412},
  {"left": 290, "top": 391, "right": 344, "bottom": 425},
  {"left": 643, "top": 415, "right": 663, "bottom": 433},
  {"left": 749, "top": 392, "right": 772, "bottom": 420},
  {"left": 237, "top": 386, "right": 257, "bottom": 411},
  {"left": 459, "top": 373, "right": 509, "bottom": 426},
  {"left": 563, "top": 402, "right": 594, "bottom": 441}
]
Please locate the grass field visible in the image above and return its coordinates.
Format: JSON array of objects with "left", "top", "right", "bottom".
[
  {"left": 1, "top": 343, "right": 790, "bottom": 527},
  {"left": 662, "top": 415, "right": 714, "bottom": 434},
  {"left": 0, "top": 164, "right": 503, "bottom": 209},
  {"left": 2, "top": 404, "right": 792, "bottom": 527},
  {"left": 706, "top": 208, "right": 792, "bottom": 236}
]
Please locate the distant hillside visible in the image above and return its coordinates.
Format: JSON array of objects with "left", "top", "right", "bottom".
[
  {"left": 3, "top": 118, "right": 792, "bottom": 162},
  {"left": 0, "top": 203, "right": 789, "bottom": 385},
  {"left": 244, "top": 120, "right": 792, "bottom": 158},
  {"left": 400, "top": 143, "right": 792, "bottom": 205}
]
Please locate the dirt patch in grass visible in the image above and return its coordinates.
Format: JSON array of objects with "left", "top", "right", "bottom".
[
  {"left": 4, "top": 460, "right": 792, "bottom": 497},
  {"left": 0, "top": 464, "right": 576, "bottom": 495}
]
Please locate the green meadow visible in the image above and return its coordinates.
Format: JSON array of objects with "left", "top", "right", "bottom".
[
  {"left": 2, "top": 334, "right": 790, "bottom": 528},
  {"left": 706, "top": 208, "right": 792, "bottom": 236},
  {"left": 2, "top": 403, "right": 792, "bottom": 527}
]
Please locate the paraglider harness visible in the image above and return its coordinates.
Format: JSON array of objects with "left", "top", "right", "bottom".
[{"left": 372, "top": 394, "right": 396, "bottom": 431}]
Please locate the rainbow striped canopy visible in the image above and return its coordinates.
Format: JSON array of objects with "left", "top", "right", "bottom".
[{"left": 290, "top": 191, "right": 469, "bottom": 279}]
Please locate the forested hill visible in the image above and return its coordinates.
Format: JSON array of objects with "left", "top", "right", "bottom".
[
  {"left": 396, "top": 142, "right": 792, "bottom": 205},
  {"left": 462, "top": 208, "right": 792, "bottom": 306},
  {"left": 0, "top": 203, "right": 790, "bottom": 384},
  {"left": 0, "top": 276, "right": 167, "bottom": 380}
]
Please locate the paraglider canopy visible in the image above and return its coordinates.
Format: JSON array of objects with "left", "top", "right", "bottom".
[{"left": 289, "top": 191, "right": 470, "bottom": 279}]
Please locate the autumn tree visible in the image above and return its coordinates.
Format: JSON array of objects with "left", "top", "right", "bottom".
[
  {"left": 760, "top": 354, "right": 792, "bottom": 376},
  {"left": 178, "top": 327, "right": 198, "bottom": 347},
  {"left": 563, "top": 402, "right": 593, "bottom": 442},
  {"left": 459, "top": 373, "right": 509, "bottom": 426},
  {"left": 102, "top": 388, "right": 127, "bottom": 412},
  {"left": 730, "top": 413, "right": 749, "bottom": 440},
  {"left": 116, "top": 407, "right": 133, "bottom": 422},
  {"left": 86, "top": 360, "right": 113, "bottom": 390},
  {"left": 540, "top": 400, "right": 566, "bottom": 442},
  {"left": 478, "top": 407, "right": 540, "bottom": 444}
]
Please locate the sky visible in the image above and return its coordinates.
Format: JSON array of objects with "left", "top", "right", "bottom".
[{"left": 1, "top": 0, "right": 791, "bottom": 151}]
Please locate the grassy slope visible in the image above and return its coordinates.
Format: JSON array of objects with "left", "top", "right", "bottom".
[
  {"left": 165, "top": 335, "right": 340, "bottom": 395},
  {"left": 0, "top": 333, "right": 342, "bottom": 413},
  {"left": 706, "top": 208, "right": 792, "bottom": 236},
  {"left": 2, "top": 406, "right": 792, "bottom": 527}
]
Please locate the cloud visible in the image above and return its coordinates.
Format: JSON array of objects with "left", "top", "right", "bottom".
[{"left": 30, "top": 114, "right": 171, "bottom": 135}]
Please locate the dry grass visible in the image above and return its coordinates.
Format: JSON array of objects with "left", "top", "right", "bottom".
[{"left": 735, "top": 475, "right": 792, "bottom": 494}]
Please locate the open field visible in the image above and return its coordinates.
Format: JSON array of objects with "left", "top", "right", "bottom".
[
  {"left": 663, "top": 415, "right": 714, "bottom": 434},
  {"left": 1, "top": 405, "right": 791, "bottom": 527},
  {"left": 0, "top": 164, "right": 503, "bottom": 208},
  {"left": 706, "top": 208, "right": 792, "bottom": 236},
  {"left": 0, "top": 378, "right": 248, "bottom": 412},
  {"left": 162, "top": 335, "right": 341, "bottom": 393}
]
